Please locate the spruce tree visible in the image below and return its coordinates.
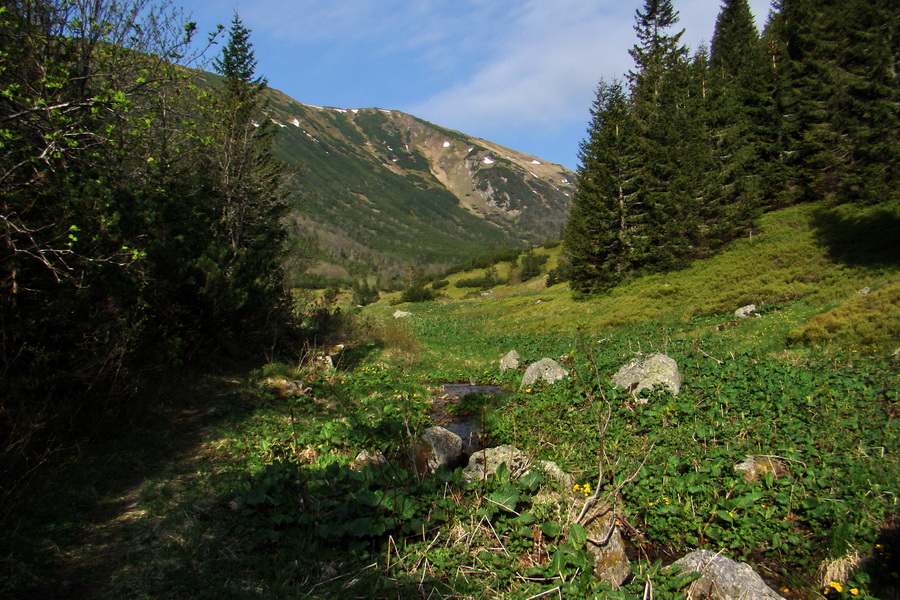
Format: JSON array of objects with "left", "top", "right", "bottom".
[
  {"left": 205, "top": 12, "right": 290, "bottom": 341},
  {"left": 565, "top": 79, "right": 638, "bottom": 295},
  {"left": 627, "top": 0, "right": 697, "bottom": 272},
  {"left": 768, "top": 0, "right": 898, "bottom": 204},
  {"left": 705, "top": 0, "right": 768, "bottom": 239}
]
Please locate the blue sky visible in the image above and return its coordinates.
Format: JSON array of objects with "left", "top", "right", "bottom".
[{"left": 176, "top": 0, "right": 774, "bottom": 171}]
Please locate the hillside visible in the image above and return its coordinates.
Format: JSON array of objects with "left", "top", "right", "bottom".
[
  {"left": 260, "top": 88, "right": 575, "bottom": 284},
  {"left": 8, "top": 199, "right": 898, "bottom": 600}
]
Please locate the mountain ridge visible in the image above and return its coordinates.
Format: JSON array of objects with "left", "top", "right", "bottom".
[{"left": 257, "top": 86, "right": 575, "bottom": 285}]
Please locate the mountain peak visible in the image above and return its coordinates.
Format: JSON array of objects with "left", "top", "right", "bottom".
[{"left": 262, "top": 87, "right": 575, "bottom": 285}]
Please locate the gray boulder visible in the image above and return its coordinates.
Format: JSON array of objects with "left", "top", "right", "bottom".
[
  {"left": 463, "top": 444, "right": 531, "bottom": 482},
  {"left": 416, "top": 426, "right": 464, "bottom": 472},
  {"left": 500, "top": 350, "right": 520, "bottom": 371},
  {"left": 611, "top": 353, "right": 682, "bottom": 397},
  {"left": 521, "top": 358, "right": 569, "bottom": 388},
  {"left": 352, "top": 450, "right": 388, "bottom": 470},
  {"left": 393, "top": 309, "right": 412, "bottom": 318},
  {"left": 734, "top": 304, "right": 757, "bottom": 318},
  {"left": 672, "top": 550, "right": 785, "bottom": 600},
  {"left": 585, "top": 509, "right": 631, "bottom": 589},
  {"left": 536, "top": 460, "right": 575, "bottom": 488}
]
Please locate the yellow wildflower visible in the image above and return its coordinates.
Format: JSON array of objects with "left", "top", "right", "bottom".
[
  {"left": 828, "top": 582, "right": 844, "bottom": 594},
  {"left": 850, "top": 588, "right": 859, "bottom": 596}
]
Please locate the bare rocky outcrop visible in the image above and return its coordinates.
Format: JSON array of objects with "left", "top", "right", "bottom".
[
  {"left": 671, "top": 550, "right": 786, "bottom": 600},
  {"left": 611, "top": 353, "right": 682, "bottom": 397},
  {"left": 521, "top": 358, "right": 569, "bottom": 388}
]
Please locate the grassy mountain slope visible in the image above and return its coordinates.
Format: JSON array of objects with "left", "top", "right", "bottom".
[
  {"left": 260, "top": 88, "right": 574, "bottom": 282},
  {"left": 409, "top": 201, "right": 900, "bottom": 348},
  {"left": 5, "top": 199, "right": 898, "bottom": 599}
]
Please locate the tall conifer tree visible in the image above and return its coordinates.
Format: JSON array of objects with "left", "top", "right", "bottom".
[
  {"left": 565, "top": 80, "right": 637, "bottom": 294},
  {"left": 204, "top": 12, "right": 290, "bottom": 341}
]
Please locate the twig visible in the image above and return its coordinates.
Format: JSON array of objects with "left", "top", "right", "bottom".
[
  {"left": 413, "top": 531, "right": 441, "bottom": 570},
  {"left": 484, "top": 496, "right": 520, "bottom": 516},
  {"left": 577, "top": 440, "right": 656, "bottom": 525},
  {"left": 304, "top": 562, "right": 377, "bottom": 596},
  {"left": 481, "top": 516, "right": 509, "bottom": 555},
  {"left": 696, "top": 346, "right": 724, "bottom": 364},
  {"left": 525, "top": 586, "right": 562, "bottom": 600}
]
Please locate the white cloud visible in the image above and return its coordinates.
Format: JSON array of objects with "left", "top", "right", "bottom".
[
  {"left": 407, "top": 0, "right": 633, "bottom": 132},
  {"left": 407, "top": 0, "right": 774, "bottom": 134}
]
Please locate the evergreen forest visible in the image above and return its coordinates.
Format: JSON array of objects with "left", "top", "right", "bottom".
[{"left": 564, "top": 0, "right": 897, "bottom": 295}]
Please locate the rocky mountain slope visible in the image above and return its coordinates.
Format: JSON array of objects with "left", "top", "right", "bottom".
[{"left": 262, "top": 88, "right": 575, "bottom": 284}]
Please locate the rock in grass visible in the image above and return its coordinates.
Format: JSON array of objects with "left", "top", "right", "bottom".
[
  {"left": 393, "top": 310, "right": 412, "bottom": 318},
  {"left": 586, "top": 511, "right": 631, "bottom": 589},
  {"left": 611, "top": 353, "right": 682, "bottom": 398},
  {"left": 734, "top": 455, "right": 784, "bottom": 482},
  {"left": 415, "top": 426, "right": 464, "bottom": 473},
  {"left": 500, "top": 350, "right": 520, "bottom": 371},
  {"left": 734, "top": 304, "right": 757, "bottom": 318},
  {"left": 521, "top": 358, "right": 568, "bottom": 388},
  {"left": 353, "top": 450, "right": 388, "bottom": 470},
  {"left": 671, "top": 550, "right": 786, "bottom": 600},
  {"left": 463, "top": 444, "right": 530, "bottom": 482}
]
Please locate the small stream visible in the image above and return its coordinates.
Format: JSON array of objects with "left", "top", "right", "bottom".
[{"left": 430, "top": 383, "right": 504, "bottom": 454}]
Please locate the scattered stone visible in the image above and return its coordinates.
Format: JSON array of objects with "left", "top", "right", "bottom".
[
  {"left": 536, "top": 460, "right": 575, "bottom": 488},
  {"left": 734, "top": 455, "right": 784, "bottom": 482},
  {"left": 575, "top": 501, "right": 631, "bottom": 588},
  {"left": 353, "top": 450, "right": 388, "bottom": 470},
  {"left": 521, "top": 358, "right": 569, "bottom": 388},
  {"left": 611, "top": 353, "right": 682, "bottom": 398},
  {"left": 393, "top": 310, "right": 412, "bottom": 318},
  {"left": 415, "top": 426, "right": 464, "bottom": 473},
  {"left": 463, "top": 444, "right": 531, "bottom": 482},
  {"left": 857, "top": 287, "right": 872, "bottom": 296},
  {"left": 671, "top": 550, "right": 786, "bottom": 600},
  {"left": 262, "top": 377, "right": 310, "bottom": 398},
  {"left": 481, "top": 290, "right": 493, "bottom": 296},
  {"left": 500, "top": 350, "right": 520, "bottom": 371},
  {"left": 734, "top": 304, "right": 757, "bottom": 318}
]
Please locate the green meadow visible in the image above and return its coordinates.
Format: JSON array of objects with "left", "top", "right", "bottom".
[{"left": 5, "top": 201, "right": 898, "bottom": 599}]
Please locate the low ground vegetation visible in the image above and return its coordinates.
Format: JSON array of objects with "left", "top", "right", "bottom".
[{"left": 3, "top": 203, "right": 898, "bottom": 599}]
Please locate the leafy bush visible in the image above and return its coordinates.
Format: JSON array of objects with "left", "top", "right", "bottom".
[
  {"left": 519, "top": 250, "right": 549, "bottom": 281},
  {"left": 400, "top": 283, "right": 437, "bottom": 303},
  {"left": 431, "top": 279, "right": 449, "bottom": 290},
  {"left": 351, "top": 280, "right": 379, "bottom": 306}
]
